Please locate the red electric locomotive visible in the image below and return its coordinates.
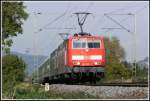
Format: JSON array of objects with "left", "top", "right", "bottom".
[
  {"left": 68, "top": 33, "right": 105, "bottom": 68},
  {"left": 64, "top": 33, "right": 105, "bottom": 83},
  {"left": 32, "top": 12, "right": 105, "bottom": 84},
  {"left": 34, "top": 32, "right": 105, "bottom": 84}
]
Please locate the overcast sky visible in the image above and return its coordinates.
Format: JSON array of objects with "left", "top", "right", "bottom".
[{"left": 10, "top": 1, "right": 149, "bottom": 62}]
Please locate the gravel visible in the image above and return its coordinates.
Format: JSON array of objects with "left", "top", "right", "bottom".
[{"left": 48, "top": 84, "right": 148, "bottom": 99}]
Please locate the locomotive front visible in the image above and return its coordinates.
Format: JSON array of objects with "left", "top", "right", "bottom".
[
  {"left": 66, "top": 34, "right": 105, "bottom": 81},
  {"left": 70, "top": 35, "right": 105, "bottom": 67}
]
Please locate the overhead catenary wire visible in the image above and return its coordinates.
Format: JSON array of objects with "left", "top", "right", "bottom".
[
  {"left": 36, "top": 3, "right": 72, "bottom": 53},
  {"left": 33, "top": 3, "right": 72, "bottom": 78},
  {"left": 88, "top": 14, "right": 106, "bottom": 35},
  {"left": 44, "top": 3, "right": 78, "bottom": 34},
  {"left": 102, "top": 4, "right": 148, "bottom": 34},
  {"left": 100, "top": 15, "right": 131, "bottom": 35},
  {"left": 107, "top": 3, "right": 146, "bottom": 14},
  {"left": 36, "top": 13, "right": 66, "bottom": 33},
  {"left": 57, "top": 3, "right": 76, "bottom": 33},
  {"left": 56, "top": 3, "right": 71, "bottom": 29},
  {"left": 104, "top": 14, "right": 131, "bottom": 33},
  {"left": 88, "top": 4, "right": 147, "bottom": 35},
  {"left": 37, "top": 4, "right": 73, "bottom": 56},
  {"left": 85, "top": 2, "right": 94, "bottom": 12},
  {"left": 135, "top": 5, "right": 148, "bottom": 14},
  {"left": 64, "top": 4, "right": 81, "bottom": 34},
  {"left": 100, "top": 4, "right": 147, "bottom": 34},
  {"left": 56, "top": 3, "right": 78, "bottom": 40},
  {"left": 35, "top": 3, "right": 71, "bottom": 34},
  {"left": 33, "top": 3, "right": 147, "bottom": 54}
]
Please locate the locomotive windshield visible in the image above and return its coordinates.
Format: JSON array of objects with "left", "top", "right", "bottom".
[
  {"left": 73, "top": 40, "right": 86, "bottom": 48},
  {"left": 87, "top": 42, "right": 100, "bottom": 48},
  {"left": 73, "top": 39, "right": 100, "bottom": 48}
]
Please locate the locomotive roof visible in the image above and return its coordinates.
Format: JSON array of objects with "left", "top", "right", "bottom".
[{"left": 69, "top": 33, "right": 103, "bottom": 39}]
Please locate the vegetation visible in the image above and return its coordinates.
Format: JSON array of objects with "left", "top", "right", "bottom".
[
  {"left": 103, "top": 37, "right": 131, "bottom": 81},
  {"left": 133, "top": 63, "right": 148, "bottom": 82},
  {"left": 2, "top": 2, "right": 28, "bottom": 53},
  {"left": 2, "top": 1, "right": 28, "bottom": 99},
  {"left": 2, "top": 54, "right": 26, "bottom": 99},
  {"left": 103, "top": 36, "right": 148, "bottom": 82},
  {"left": 121, "top": 61, "right": 148, "bottom": 82},
  {"left": 13, "top": 83, "right": 99, "bottom": 99}
]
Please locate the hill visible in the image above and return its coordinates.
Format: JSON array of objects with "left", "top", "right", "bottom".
[{"left": 137, "top": 57, "right": 149, "bottom": 69}]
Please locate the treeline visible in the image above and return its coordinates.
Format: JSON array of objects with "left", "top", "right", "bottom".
[
  {"left": 2, "top": 54, "right": 26, "bottom": 98},
  {"left": 2, "top": 1, "right": 28, "bottom": 99},
  {"left": 103, "top": 36, "right": 148, "bottom": 82}
]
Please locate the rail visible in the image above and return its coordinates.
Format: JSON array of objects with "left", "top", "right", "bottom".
[{"left": 72, "top": 82, "right": 148, "bottom": 87}]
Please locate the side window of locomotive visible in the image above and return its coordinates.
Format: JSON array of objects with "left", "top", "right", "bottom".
[{"left": 73, "top": 40, "right": 81, "bottom": 48}]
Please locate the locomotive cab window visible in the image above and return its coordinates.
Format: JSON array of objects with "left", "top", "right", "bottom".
[
  {"left": 73, "top": 40, "right": 82, "bottom": 48},
  {"left": 88, "top": 42, "right": 100, "bottom": 48},
  {"left": 73, "top": 39, "right": 100, "bottom": 48},
  {"left": 73, "top": 40, "right": 86, "bottom": 48},
  {"left": 87, "top": 39, "right": 100, "bottom": 48},
  {"left": 82, "top": 41, "right": 86, "bottom": 48}
]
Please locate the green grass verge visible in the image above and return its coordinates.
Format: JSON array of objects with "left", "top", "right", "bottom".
[{"left": 14, "top": 83, "right": 99, "bottom": 99}]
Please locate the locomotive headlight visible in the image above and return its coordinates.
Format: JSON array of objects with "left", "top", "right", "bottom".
[
  {"left": 97, "top": 62, "right": 101, "bottom": 65},
  {"left": 73, "top": 61, "right": 80, "bottom": 65},
  {"left": 77, "top": 62, "right": 80, "bottom": 65},
  {"left": 94, "top": 62, "right": 98, "bottom": 65},
  {"left": 94, "top": 62, "right": 101, "bottom": 65},
  {"left": 73, "top": 62, "right": 76, "bottom": 65}
]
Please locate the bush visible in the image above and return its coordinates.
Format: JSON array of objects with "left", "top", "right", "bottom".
[{"left": 2, "top": 54, "right": 26, "bottom": 98}]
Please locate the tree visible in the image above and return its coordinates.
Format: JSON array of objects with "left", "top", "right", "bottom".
[
  {"left": 103, "top": 36, "right": 131, "bottom": 81},
  {"left": 134, "top": 63, "right": 148, "bottom": 82},
  {"left": 2, "top": 54, "right": 26, "bottom": 98},
  {"left": 2, "top": 2, "right": 28, "bottom": 53}
]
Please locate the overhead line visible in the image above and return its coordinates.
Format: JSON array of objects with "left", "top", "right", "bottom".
[
  {"left": 36, "top": 13, "right": 67, "bottom": 33},
  {"left": 101, "top": 15, "right": 131, "bottom": 34},
  {"left": 56, "top": 2, "right": 71, "bottom": 31},
  {"left": 135, "top": 5, "right": 148, "bottom": 14},
  {"left": 102, "top": 5, "right": 147, "bottom": 34},
  {"left": 107, "top": 3, "right": 145, "bottom": 14},
  {"left": 82, "top": 2, "right": 94, "bottom": 32},
  {"left": 62, "top": 4, "right": 79, "bottom": 34},
  {"left": 85, "top": 2, "right": 94, "bottom": 12},
  {"left": 36, "top": 3, "right": 71, "bottom": 33}
]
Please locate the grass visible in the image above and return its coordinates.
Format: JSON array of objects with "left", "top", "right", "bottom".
[{"left": 13, "top": 82, "right": 99, "bottom": 99}]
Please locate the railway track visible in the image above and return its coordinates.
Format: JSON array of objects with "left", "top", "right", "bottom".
[
  {"left": 67, "top": 82, "right": 148, "bottom": 87},
  {"left": 33, "top": 80, "right": 148, "bottom": 87},
  {"left": 41, "top": 82, "right": 148, "bottom": 99}
]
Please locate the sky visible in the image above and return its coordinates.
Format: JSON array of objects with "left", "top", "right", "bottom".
[{"left": 10, "top": 1, "right": 149, "bottom": 62}]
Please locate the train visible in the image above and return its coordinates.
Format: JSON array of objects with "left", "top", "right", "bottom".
[
  {"left": 32, "top": 12, "right": 105, "bottom": 84},
  {"left": 32, "top": 32, "right": 105, "bottom": 84}
]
